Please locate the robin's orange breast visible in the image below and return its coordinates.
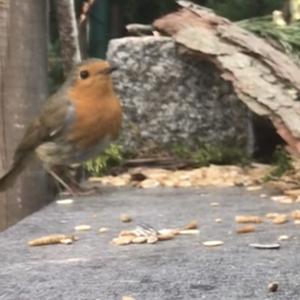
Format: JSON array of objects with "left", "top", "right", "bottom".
[
  {"left": 68, "top": 88, "right": 122, "bottom": 146},
  {"left": 35, "top": 87, "right": 122, "bottom": 166}
]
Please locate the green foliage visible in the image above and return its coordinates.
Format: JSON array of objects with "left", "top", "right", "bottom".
[
  {"left": 264, "top": 147, "right": 292, "bottom": 181},
  {"left": 84, "top": 144, "right": 123, "bottom": 176},
  {"left": 172, "top": 143, "right": 248, "bottom": 166},
  {"left": 238, "top": 16, "right": 300, "bottom": 62},
  {"left": 206, "top": 0, "right": 282, "bottom": 21},
  {"left": 192, "top": 144, "right": 248, "bottom": 166}
]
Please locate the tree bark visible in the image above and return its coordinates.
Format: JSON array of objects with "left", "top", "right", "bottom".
[
  {"left": 54, "top": 0, "right": 82, "bottom": 75},
  {"left": 0, "top": 0, "right": 54, "bottom": 230},
  {"left": 154, "top": 0, "right": 300, "bottom": 156}
]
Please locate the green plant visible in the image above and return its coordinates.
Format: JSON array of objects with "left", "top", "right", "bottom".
[
  {"left": 84, "top": 144, "right": 123, "bottom": 176},
  {"left": 264, "top": 146, "right": 292, "bottom": 180},
  {"left": 171, "top": 143, "right": 249, "bottom": 166},
  {"left": 192, "top": 144, "right": 248, "bottom": 166},
  {"left": 238, "top": 16, "right": 300, "bottom": 62}
]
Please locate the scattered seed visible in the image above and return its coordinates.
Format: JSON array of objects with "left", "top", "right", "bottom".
[
  {"left": 60, "top": 238, "right": 73, "bottom": 245},
  {"left": 132, "top": 236, "right": 147, "bottom": 244},
  {"left": 179, "top": 229, "right": 200, "bottom": 235},
  {"left": 122, "top": 296, "right": 135, "bottom": 300},
  {"left": 249, "top": 243, "right": 280, "bottom": 249},
  {"left": 260, "top": 193, "right": 267, "bottom": 198},
  {"left": 284, "top": 189, "right": 300, "bottom": 197},
  {"left": 271, "top": 195, "right": 293, "bottom": 204},
  {"left": 278, "top": 235, "right": 289, "bottom": 241},
  {"left": 294, "top": 220, "right": 300, "bottom": 225},
  {"left": 139, "top": 179, "right": 160, "bottom": 189},
  {"left": 215, "top": 218, "right": 222, "bottom": 223},
  {"left": 279, "top": 198, "right": 293, "bottom": 204},
  {"left": 176, "top": 180, "right": 192, "bottom": 188},
  {"left": 184, "top": 220, "right": 198, "bottom": 230},
  {"left": 158, "top": 229, "right": 180, "bottom": 236},
  {"left": 158, "top": 232, "right": 176, "bottom": 241},
  {"left": 120, "top": 213, "right": 132, "bottom": 223},
  {"left": 111, "top": 178, "right": 128, "bottom": 187},
  {"left": 291, "top": 210, "right": 300, "bottom": 220},
  {"left": 98, "top": 227, "right": 109, "bottom": 233},
  {"left": 236, "top": 225, "right": 255, "bottom": 234},
  {"left": 161, "top": 180, "right": 176, "bottom": 187},
  {"left": 265, "top": 213, "right": 281, "bottom": 219},
  {"left": 147, "top": 236, "right": 159, "bottom": 244},
  {"left": 210, "top": 202, "right": 219, "bottom": 207},
  {"left": 235, "top": 215, "right": 262, "bottom": 224},
  {"left": 74, "top": 225, "right": 91, "bottom": 231},
  {"left": 88, "top": 177, "right": 103, "bottom": 182},
  {"left": 28, "top": 234, "right": 76, "bottom": 246},
  {"left": 135, "top": 224, "right": 158, "bottom": 237},
  {"left": 203, "top": 240, "right": 224, "bottom": 247},
  {"left": 268, "top": 282, "right": 279, "bottom": 293},
  {"left": 91, "top": 165, "right": 270, "bottom": 188},
  {"left": 246, "top": 185, "right": 262, "bottom": 191},
  {"left": 119, "top": 230, "right": 138, "bottom": 237},
  {"left": 271, "top": 195, "right": 286, "bottom": 201},
  {"left": 272, "top": 215, "right": 288, "bottom": 225},
  {"left": 56, "top": 199, "right": 73, "bottom": 204},
  {"left": 112, "top": 236, "right": 133, "bottom": 245}
]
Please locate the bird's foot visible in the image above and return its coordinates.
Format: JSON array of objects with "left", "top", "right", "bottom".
[{"left": 59, "top": 183, "right": 100, "bottom": 197}]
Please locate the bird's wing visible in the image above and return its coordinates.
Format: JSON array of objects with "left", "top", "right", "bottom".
[{"left": 13, "top": 92, "right": 74, "bottom": 162}]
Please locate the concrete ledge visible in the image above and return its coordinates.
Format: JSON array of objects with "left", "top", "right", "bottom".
[{"left": 0, "top": 187, "right": 300, "bottom": 299}]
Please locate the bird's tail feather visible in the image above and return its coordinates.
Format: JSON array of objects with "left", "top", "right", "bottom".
[{"left": 0, "top": 159, "right": 27, "bottom": 192}]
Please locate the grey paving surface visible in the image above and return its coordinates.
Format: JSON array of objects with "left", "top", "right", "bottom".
[{"left": 1, "top": 187, "right": 300, "bottom": 300}]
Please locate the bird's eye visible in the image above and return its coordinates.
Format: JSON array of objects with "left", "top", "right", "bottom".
[{"left": 80, "top": 70, "right": 89, "bottom": 79}]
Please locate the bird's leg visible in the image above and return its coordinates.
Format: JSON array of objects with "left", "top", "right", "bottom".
[
  {"left": 64, "top": 165, "right": 84, "bottom": 190},
  {"left": 63, "top": 166, "right": 100, "bottom": 195},
  {"left": 44, "top": 166, "right": 75, "bottom": 196},
  {"left": 47, "top": 165, "right": 99, "bottom": 196}
]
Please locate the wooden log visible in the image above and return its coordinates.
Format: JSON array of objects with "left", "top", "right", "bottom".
[{"left": 153, "top": 1, "right": 300, "bottom": 156}]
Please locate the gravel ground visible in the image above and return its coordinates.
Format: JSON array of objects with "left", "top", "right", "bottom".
[{"left": 1, "top": 187, "right": 300, "bottom": 300}]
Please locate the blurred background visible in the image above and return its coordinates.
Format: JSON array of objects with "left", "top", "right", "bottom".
[
  {"left": 49, "top": 0, "right": 289, "bottom": 175},
  {"left": 49, "top": 0, "right": 283, "bottom": 92}
]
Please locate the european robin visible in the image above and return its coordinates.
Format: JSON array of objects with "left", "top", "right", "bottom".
[{"left": 0, "top": 58, "right": 122, "bottom": 193}]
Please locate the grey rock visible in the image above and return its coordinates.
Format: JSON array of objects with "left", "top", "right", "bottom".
[{"left": 107, "top": 36, "right": 251, "bottom": 155}]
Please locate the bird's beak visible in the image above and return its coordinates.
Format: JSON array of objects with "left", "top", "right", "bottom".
[
  {"left": 108, "top": 65, "right": 118, "bottom": 73},
  {"left": 101, "top": 65, "right": 118, "bottom": 75}
]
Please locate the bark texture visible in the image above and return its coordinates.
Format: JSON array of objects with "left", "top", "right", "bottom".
[
  {"left": 154, "top": 1, "right": 300, "bottom": 155},
  {"left": 0, "top": 0, "right": 53, "bottom": 230},
  {"left": 55, "top": 0, "right": 81, "bottom": 75}
]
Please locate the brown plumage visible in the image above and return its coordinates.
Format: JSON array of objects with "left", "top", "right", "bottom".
[{"left": 0, "top": 59, "right": 122, "bottom": 192}]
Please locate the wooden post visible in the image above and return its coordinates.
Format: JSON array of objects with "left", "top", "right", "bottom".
[{"left": 0, "top": 0, "right": 54, "bottom": 230}]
